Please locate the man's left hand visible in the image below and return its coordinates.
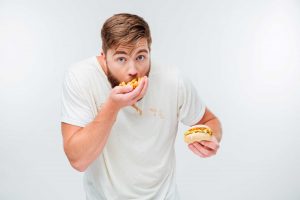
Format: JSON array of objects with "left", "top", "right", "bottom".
[{"left": 188, "top": 136, "right": 220, "bottom": 158}]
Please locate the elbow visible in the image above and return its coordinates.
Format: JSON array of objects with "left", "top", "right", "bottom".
[
  {"left": 64, "top": 146, "right": 88, "bottom": 172},
  {"left": 70, "top": 160, "right": 87, "bottom": 172}
]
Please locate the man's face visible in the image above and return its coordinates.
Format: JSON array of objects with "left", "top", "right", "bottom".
[{"left": 104, "top": 38, "right": 151, "bottom": 88}]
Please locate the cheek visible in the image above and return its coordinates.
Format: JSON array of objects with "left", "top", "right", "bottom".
[
  {"left": 139, "top": 61, "right": 150, "bottom": 73},
  {"left": 107, "top": 61, "right": 124, "bottom": 78}
]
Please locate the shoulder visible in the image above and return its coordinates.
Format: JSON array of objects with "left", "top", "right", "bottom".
[
  {"left": 67, "top": 57, "right": 97, "bottom": 77},
  {"left": 150, "top": 61, "right": 180, "bottom": 84},
  {"left": 64, "top": 57, "right": 99, "bottom": 87}
]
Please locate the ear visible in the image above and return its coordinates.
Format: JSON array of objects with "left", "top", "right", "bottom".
[{"left": 100, "top": 50, "right": 106, "bottom": 59}]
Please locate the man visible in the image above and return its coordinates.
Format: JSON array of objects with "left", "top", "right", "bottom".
[{"left": 61, "top": 13, "right": 222, "bottom": 199}]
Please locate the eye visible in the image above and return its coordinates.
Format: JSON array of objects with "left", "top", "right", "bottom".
[
  {"left": 117, "top": 57, "right": 126, "bottom": 63},
  {"left": 136, "top": 55, "right": 145, "bottom": 61}
]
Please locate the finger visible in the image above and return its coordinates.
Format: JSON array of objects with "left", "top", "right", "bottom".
[
  {"left": 132, "top": 77, "right": 148, "bottom": 102},
  {"left": 124, "top": 77, "right": 146, "bottom": 100},
  {"left": 199, "top": 140, "right": 219, "bottom": 151},
  {"left": 193, "top": 142, "right": 216, "bottom": 157},
  {"left": 188, "top": 143, "right": 207, "bottom": 158},
  {"left": 114, "top": 85, "right": 133, "bottom": 94}
]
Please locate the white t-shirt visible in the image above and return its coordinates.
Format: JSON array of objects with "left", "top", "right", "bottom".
[{"left": 61, "top": 56, "right": 206, "bottom": 200}]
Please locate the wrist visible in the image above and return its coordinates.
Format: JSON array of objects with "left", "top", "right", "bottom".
[
  {"left": 103, "top": 98, "right": 121, "bottom": 113},
  {"left": 94, "top": 99, "right": 120, "bottom": 122}
]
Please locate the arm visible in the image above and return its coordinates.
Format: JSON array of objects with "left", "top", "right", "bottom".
[
  {"left": 62, "top": 77, "right": 148, "bottom": 172},
  {"left": 61, "top": 100, "right": 119, "bottom": 172}
]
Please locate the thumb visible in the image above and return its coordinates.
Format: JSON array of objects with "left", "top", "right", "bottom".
[
  {"left": 211, "top": 135, "right": 219, "bottom": 145},
  {"left": 114, "top": 85, "right": 133, "bottom": 94}
]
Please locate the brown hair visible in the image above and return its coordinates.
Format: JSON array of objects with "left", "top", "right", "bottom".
[{"left": 101, "top": 13, "right": 152, "bottom": 54}]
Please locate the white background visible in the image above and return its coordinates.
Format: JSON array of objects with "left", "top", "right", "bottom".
[{"left": 1, "top": 0, "right": 300, "bottom": 199}]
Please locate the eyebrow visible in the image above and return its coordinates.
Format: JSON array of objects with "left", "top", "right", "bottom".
[
  {"left": 135, "top": 49, "right": 149, "bottom": 55},
  {"left": 113, "top": 49, "right": 149, "bottom": 56},
  {"left": 113, "top": 51, "right": 128, "bottom": 56}
]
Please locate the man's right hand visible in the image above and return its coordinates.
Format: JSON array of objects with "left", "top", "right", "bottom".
[{"left": 107, "top": 76, "right": 148, "bottom": 111}]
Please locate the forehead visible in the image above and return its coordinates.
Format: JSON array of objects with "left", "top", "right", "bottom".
[{"left": 111, "top": 38, "right": 149, "bottom": 55}]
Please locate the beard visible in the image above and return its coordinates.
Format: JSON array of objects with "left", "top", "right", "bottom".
[{"left": 106, "top": 61, "right": 151, "bottom": 88}]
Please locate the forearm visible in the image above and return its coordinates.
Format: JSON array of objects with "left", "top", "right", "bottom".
[{"left": 64, "top": 100, "right": 119, "bottom": 171}]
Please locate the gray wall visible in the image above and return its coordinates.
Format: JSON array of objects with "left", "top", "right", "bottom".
[{"left": 1, "top": 0, "right": 299, "bottom": 199}]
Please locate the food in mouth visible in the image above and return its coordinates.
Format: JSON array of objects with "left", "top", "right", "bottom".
[
  {"left": 119, "top": 78, "right": 141, "bottom": 89},
  {"left": 184, "top": 125, "right": 213, "bottom": 144}
]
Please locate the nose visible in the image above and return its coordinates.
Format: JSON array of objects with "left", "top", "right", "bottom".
[{"left": 128, "top": 62, "right": 138, "bottom": 77}]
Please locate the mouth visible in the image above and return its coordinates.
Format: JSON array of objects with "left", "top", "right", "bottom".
[{"left": 119, "top": 77, "right": 141, "bottom": 89}]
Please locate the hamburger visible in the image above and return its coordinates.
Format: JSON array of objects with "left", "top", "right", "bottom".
[
  {"left": 119, "top": 78, "right": 142, "bottom": 115},
  {"left": 184, "top": 125, "right": 213, "bottom": 144}
]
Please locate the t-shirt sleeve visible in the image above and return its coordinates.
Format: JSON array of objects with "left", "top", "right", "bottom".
[
  {"left": 177, "top": 75, "right": 206, "bottom": 126},
  {"left": 61, "top": 70, "right": 94, "bottom": 127}
]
